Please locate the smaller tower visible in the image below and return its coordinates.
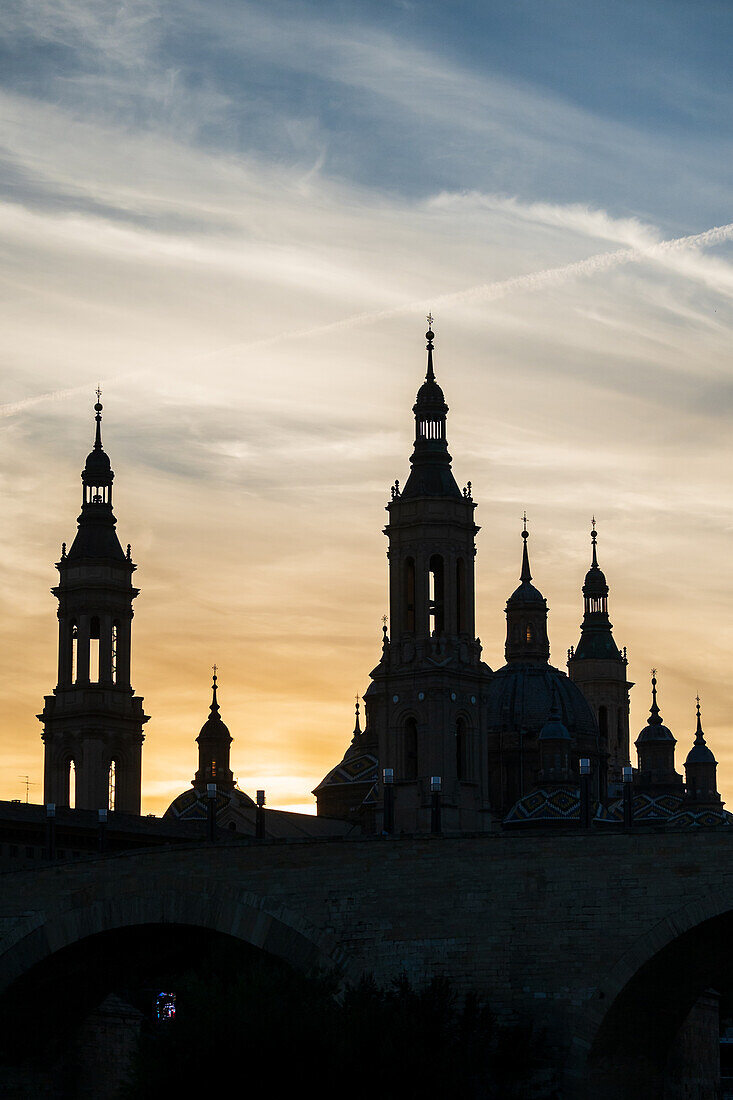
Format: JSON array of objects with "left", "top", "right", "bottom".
[
  {"left": 568, "top": 521, "right": 632, "bottom": 783},
  {"left": 635, "top": 671, "right": 683, "bottom": 792},
  {"left": 193, "top": 667, "right": 235, "bottom": 792},
  {"left": 538, "top": 689, "right": 573, "bottom": 786},
  {"left": 504, "top": 518, "right": 550, "bottom": 664},
  {"left": 683, "top": 698, "right": 721, "bottom": 806}
]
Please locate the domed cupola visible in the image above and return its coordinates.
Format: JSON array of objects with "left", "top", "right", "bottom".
[
  {"left": 635, "top": 671, "right": 683, "bottom": 791},
  {"left": 504, "top": 517, "right": 550, "bottom": 664},
  {"left": 538, "top": 687, "right": 573, "bottom": 784},
  {"left": 67, "top": 392, "right": 125, "bottom": 563},
  {"left": 400, "top": 320, "right": 461, "bottom": 499},
  {"left": 572, "top": 521, "right": 621, "bottom": 661},
  {"left": 193, "top": 668, "right": 235, "bottom": 792},
  {"left": 683, "top": 697, "right": 721, "bottom": 805}
]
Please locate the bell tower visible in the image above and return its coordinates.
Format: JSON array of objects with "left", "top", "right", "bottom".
[
  {"left": 38, "top": 395, "right": 148, "bottom": 814},
  {"left": 363, "top": 321, "right": 493, "bottom": 833},
  {"left": 568, "top": 522, "right": 632, "bottom": 785}
]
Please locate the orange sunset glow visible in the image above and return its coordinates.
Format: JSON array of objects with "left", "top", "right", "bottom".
[{"left": 2, "top": 2, "right": 733, "bottom": 819}]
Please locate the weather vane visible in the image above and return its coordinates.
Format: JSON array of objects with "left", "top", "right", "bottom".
[
  {"left": 426, "top": 312, "right": 434, "bottom": 328},
  {"left": 212, "top": 663, "right": 218, "bottom": 677}
]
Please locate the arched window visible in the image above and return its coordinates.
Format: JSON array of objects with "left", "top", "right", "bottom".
[
  {"left": 403, "top": 718, "right": 418, "bottom": 780},
  {"left": 525, "top": 623, "right": 533, "bottom": 643},
  {"left": 71, "top": 620, "right": 78, "bottom": 683},
  {"left": 404, "top": 558, "right": 416, "bottom": 632},
  {"left": 68, "top": 759, "right": 76, "bottom": 809},
  {"left": 456, "top": 559, "right": 466, "bottom": 633},
  {"left": 89, "top": 616, "right": 100, "bottom": 683},
  {"left": 108, "top": 760, "right": 116, "bottom": 812},
  {"left": 429, "top": 555, "right": 444, "bottom": 634},
  {"left": 111, "top": 621, "right": 119, "bottom": 684},
  {"left": 599, "top": 706, "right": 608, "bottom": 743},
  {"left": 456, "top": 718, "right": 469, "bottom": 781}
]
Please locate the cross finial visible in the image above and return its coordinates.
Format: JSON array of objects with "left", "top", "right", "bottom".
[
  {"left": 426, "top": 312, "right": 434, "bottom": 329},
  {"left": 382, "top": 614, "right": 388, "bottom": 627},
  {"left": 522, "top": 511, "right": 528, "bottom": 538},
  {"left": 212, "top": 663, "right": 218, "bottom": 679},
  {"left": 96, "top": 385, "right": 102, "bottom": 402}
]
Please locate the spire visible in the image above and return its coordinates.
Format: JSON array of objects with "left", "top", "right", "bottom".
[
  {"left": 521, "top": 512, "right": 532, "bottom": 582},
  {"left": 504, "top": 517, "right": 549, "bottom": 664},
  {"left": 210, "top": 664, "right": 220, "bottom": 719},
  {"left": 570, "top": 519, "right": 621, "bottom": 662},
  {"left": 648, "top": 669, "right": 662, "bottom": 726},
  {"left": 399, "top": 319, "right": 461, "bottom": 500},
  {"left": 695, "top": 695, "right": 703, "bottom": 741},
  {"left": 94, "top": 386, "right": 103, "bottom": 451},
  {"left": 425, "top": 314, "right": 435, "bottom": 383},
  {"left": 194, "top": 665, "right": 234, "bottom": 792},
  {"left": 350, "top": 694, "right": 362, "bottom": 746}
]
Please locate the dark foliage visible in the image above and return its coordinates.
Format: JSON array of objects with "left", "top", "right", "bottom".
[{"left": 123, "top": 947, "right": 557, "bottom": 1099}]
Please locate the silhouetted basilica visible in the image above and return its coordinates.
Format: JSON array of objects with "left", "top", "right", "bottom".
[{"left": 26, "top": 326, "right": 732, "bottom": 841}]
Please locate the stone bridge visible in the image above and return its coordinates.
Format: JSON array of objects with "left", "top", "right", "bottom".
[{"left": 2, "top": 828, "right": 733, "bottom": 1097}]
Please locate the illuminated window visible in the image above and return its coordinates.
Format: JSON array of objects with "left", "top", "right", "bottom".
[
  {"left": 108, "top": 760, "right": 116, "bottom": 811},
  {"left": 89, "top": 616, "right": 100, "bottom": 683},
  {"left": 155, "top": 992, "right": 176, "bottom": 1021},
  {"left": 69, "top": 760, "right": 76, "bottom": 809},
  {"left": 525, "top": 623, "right": 533, "bottom": 643},
  {"left": 429, "top": 555, "right": 444, "bottom": 634},
  {"left": 71, "top": 621, "right": 78, "bottom": 683}
]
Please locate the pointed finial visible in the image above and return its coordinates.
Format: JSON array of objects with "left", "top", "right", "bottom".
[
  {"left": 425, "top": 316, "right": 435, "bottom": 381},
  {"left": 126, "top": 543, "right": 131, "bottom": 560},
  {"left": 210, "top": 665, "right": 220, "bottom": 716},
  {"left": 590, "top": 517, "right": 598, "bottom": 568},
  {"left": 61, "top": 542, "right": 66, "bottom": 559},
  {"left": 695, "top": 694, "right": 704, "bottom": 739},
  {"left": 520, "top": 513, "right": 532, "bottom": 582},
  {"left": 93, "top": 389, "right": 103, "bottom": 450},
  {"left": 353, "top": 694, "right": 362, "bottom": 738},
  {"left": 648, "top": 669, "right": 662, "bottom": 725}
]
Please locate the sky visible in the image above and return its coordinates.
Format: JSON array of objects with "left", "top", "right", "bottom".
[{"left": 1, "top": 0, "right": 733, "bottom": 814}]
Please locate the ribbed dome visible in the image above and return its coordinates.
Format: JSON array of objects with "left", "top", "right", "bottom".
[
  {"left": 487, "top": 663, "right": 597, "bottom": 740},
  {"left": 686, "top": 741, "right": 716, "bottom": 764},
  {"left": 508, "top": 579, "right": 545, "bottom": 604},
  {"left": 83, "top": 447, "right": 112, "bottom": 479},
  {"left": 415, "top": 377, "right": 446, "bottom": 407},
  {"left": 583, "top": 563, "right": 608, "bottom": 597},
  {"left": 685, "top": 701, "right": 716, "bottom": 764},
  {"left": 539, "top": 704, "right": 572, "bottom": 742}
]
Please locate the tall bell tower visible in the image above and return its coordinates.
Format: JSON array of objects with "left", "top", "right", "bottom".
[
  {"left": 38, "top": 395, "right": 148, "bottom": 814},
  {"left": 363, "top": 321, "right": 493, "bottom": 833}
]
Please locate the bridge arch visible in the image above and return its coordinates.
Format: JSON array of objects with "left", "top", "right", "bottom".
[
  {"left": 576, "top": 888, "right": 733, "bottom": 1098},
  {"left": 0, "top": 866, "right": 354, "bottom": 998}
]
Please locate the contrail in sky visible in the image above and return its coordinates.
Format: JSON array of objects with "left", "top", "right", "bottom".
[
  {"left": 0, "top": 376, "right": 138, "bottom": 420},
  {"left": 206, "top": 220, "right": 733, "bottom": 358},
  {"left": 3, "top": 221, "right": 732, "bottom": 419}
]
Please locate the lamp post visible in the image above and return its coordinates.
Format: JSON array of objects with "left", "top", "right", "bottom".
[
  {"left": 579, "top": 759, "right": 591, "bottom": 830},
  {"left": 622, "top": 765, "right": 634, "bottom": 829},
  {"left": 45, "top": 803, "right": 56, "bottom": 860},
  {"left": 256, "top": 789, "right": 265, "bottom": 839},
  {"left": 430, "top": 776, "right": 442, "bottom": 836},
  {"left": 98, "top": 807, "right": 107, "bottom": 853},
  {"left": 206, "top": 783, "right": 217, "bottom": 843}
]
